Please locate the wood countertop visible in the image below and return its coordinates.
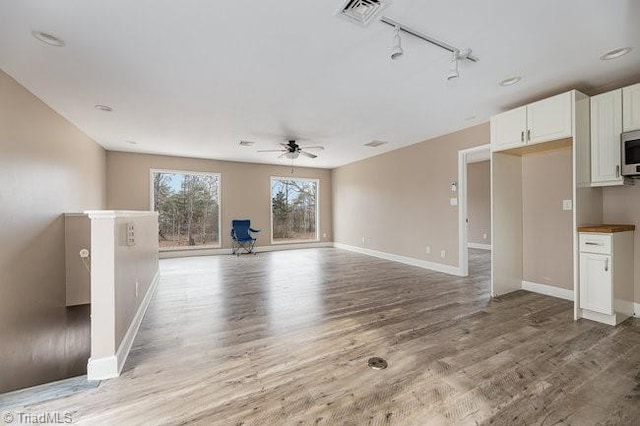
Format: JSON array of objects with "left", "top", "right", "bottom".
[{"left": 577, "top": 224, "right": 636, "bottom": 233}]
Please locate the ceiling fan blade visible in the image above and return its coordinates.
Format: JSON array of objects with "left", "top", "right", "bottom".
[
  {"left": 299, "top": 150, "right": 317, "bottom": 159},
  {"left": 257, "top": 149, "right": 286, "bottom": 153},
  {"left": 300, "top": 146, "right": 325, "bottom": 151}
]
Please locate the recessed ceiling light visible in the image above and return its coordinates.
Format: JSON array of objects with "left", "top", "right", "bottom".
[
  {"left": 365, "top": 140, "right": 387, "bottom": 148},
  {"left": 239, "top": 141, "right": 255, "bottom": 147},
  {"left": 94, "top": 104, "right": 113, "bottom": 112},
  {"left": 499, "top": 76, "right": 522, "bottom": 87},
  {"left": 600, "top": 47, "right": 632, "bottom": 61},
  {"left": 31, "top": 31, "right": 65, "bottom": 47}
]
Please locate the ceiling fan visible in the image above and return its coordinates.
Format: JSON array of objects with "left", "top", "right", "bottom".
[{"left": 258, "top": 140, "right": 324, "bottom": 159}]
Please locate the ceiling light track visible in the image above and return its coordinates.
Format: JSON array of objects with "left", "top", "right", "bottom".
[{"left": 380, "top": 17, "right": 479, "bottom": 62}]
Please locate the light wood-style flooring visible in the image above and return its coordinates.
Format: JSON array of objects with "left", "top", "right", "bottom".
[{"left": 6, "top": 248, "right": 640, "bottom": 425}]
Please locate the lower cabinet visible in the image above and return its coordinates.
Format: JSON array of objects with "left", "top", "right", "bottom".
[
  {"left": 578, "top": 230, "right": 634, "bottom": 326},
  {"left": 579, "top": 253, "right": 612, "bottom": 315}
]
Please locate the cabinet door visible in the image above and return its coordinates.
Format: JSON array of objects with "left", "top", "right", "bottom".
[
  {"left": 579, "top": 253, "right": 613, "bottom": 315},
  {"left": 527, "top": 91, "right": 573, "bottom": 145},
  {"left": 490, "top": 106, "right": 527, "bottom": 151},
  {"left": 591, "top": 89, "right": 623, "bottom": 184},
  {"left": 623, "top": 83, "right": 640, "bottom": 132}
]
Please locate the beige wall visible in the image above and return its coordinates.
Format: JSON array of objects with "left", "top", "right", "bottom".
[
  {"left": 114, "top": 214, "right": 159, "bottom": 349},
  {"left": 522, "top": 148, "right": 573, "bottom": 290},
  {"left": 106, "top": 152, "right": 332, "bottom": 248},
  {"left": 332, "top": 123, "right": 489, "bottom": 267},
  {"left": 0, "top": 70, "right": 106, "bottom": 393},
  {"left": 603, "top": 185, "right": 640, "bottom": 303},
  {"left": 467, "top": 161, "right": 491, "bottom": 246}
]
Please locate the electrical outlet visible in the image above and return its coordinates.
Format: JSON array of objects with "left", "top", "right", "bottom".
[
  {"left": 562, "top": 200, "right": 572, "bottom": 211},
  {"left": 440, "top": 250, "right": 446, "bottom": 258},
  {"left": 483, "top": 233, "right": 488, "bottom": 240},
  {"left": 322, "top": 233, "right": 327, "bottom": 239},
  {"left": 450, "top": 197, "right": 458, "bottom": 206},
  {"left": 361, "top": 236, "right": 365, "bottom": 243},
  {"left": 426, "top": 246, "right": 431, "bottom": 254}
]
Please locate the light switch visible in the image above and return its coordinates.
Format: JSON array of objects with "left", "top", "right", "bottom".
[
  {"left": 562, "top": 200, "right": 573, "bottom": 211},
  {"left": 450, "top": 197, "right": 458, "bottom": 206},
  {"left": 126, "top": 222, "right": 135, "bottom": 246}
]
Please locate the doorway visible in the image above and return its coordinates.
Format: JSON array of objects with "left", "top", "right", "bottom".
[{"left": 458, "top": 144, "right": 491, "bottom": 277}]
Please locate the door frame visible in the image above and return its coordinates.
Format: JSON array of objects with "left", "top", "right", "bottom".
[{"left": 457, "top": 144, "right": 491, "bottom": 277}]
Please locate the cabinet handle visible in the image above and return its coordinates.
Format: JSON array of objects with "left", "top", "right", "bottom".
[
  {"left": 521, "top": 131, "right": 524, "bottom": 142},
  {"left": 605, "top": 258, "right": 609, "bottom": 272},
  {"left": 616, "top": 165, "right": 620, "bottom": 178},
  {"left": 585, "top": 242, "right": 603, "bottom": 246},
  {"left": 527, "top": 129, "right": 531, "bottom": 141}
]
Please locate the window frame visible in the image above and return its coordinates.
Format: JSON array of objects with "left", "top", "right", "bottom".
[
  {"left": 149, "top": 168, "right": 222, "bottom": 251},
  {"left": 269, "top": 176, "right": 320, "bottom": 245}
]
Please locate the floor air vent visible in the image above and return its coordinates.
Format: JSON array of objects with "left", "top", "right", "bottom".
[{"left": 337, "top": 0, "right": 390, "bottom": 26}]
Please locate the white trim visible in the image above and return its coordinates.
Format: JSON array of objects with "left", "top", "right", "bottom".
[
  {"left": 468, "top": 242, "right": 491, "bottom": 250},
  {"left": 84, "top": 210, "right": 158, "bottom": 219},
  {"left": 521, "top": 280, "right": 574, "bottom": 301},
  {"left": 160, "top": 248, "right": 233, "bottom": 258},
  {"left": 87, "top": 356, "right": 118, "bottom": 381},
  {"left": 634, "top": 302, "right": 640, "bottom": 318},
  {"left": 87, "top": 270, "right": 161, "bottom": 380},
  {"left": 270, "top": 176, "right": 320, "bottom": 245},
  {"left": 257, "top": 242, "right": 332, "bottom": 252},
  {"left": 159, "top": 242, "right": 333, "bottom": 258},
  {"left": 458, "top": 144, "right": 491, "bottom": 279},
  {"left": 334, "top": 243, "right": 464, "bottom": 276}
]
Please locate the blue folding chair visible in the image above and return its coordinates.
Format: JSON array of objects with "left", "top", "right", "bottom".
[{"left": 231, "top": 220, "right": 260, "bottom": 255}]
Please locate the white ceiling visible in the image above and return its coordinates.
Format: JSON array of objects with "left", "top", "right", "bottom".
[{"left": 1, "top": 0, "right": 639, "bottom": 169}]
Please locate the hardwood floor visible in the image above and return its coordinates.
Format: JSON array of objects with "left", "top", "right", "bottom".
[{"left": 5, "top": 248, "right": 640, "bottom": 425}]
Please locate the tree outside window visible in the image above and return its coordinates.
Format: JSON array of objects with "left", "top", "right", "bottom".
[
  {"left": 151, "top": 170, "right": 220, "bottom": 249},
  {"left": 271, "top": 178, "right": 318, "bottom": 243}
]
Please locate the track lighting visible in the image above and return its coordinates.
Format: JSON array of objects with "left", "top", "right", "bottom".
[
  {"left": 390, "top": 25, "right": 403, "bottom": 60},
  {"left": 447, "top": 50, "right": 460, "bottom": 81}
]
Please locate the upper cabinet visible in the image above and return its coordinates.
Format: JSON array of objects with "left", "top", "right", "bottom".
[
  {"left": 490, "top": 106, "right": 527, "bottom": 151},
  {"left": 491, "top": 91, "right": 573, "bottom": 152},
  {"left": 591, "top": 89, "right": 623, "bottom": 186},
  {"left": 623, "top": 83, "right": 640, "bottom": 132}
]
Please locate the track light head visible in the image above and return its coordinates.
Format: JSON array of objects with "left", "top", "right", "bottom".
[
  {"left": 446, "top": 50, "right": 460, "bottom": 81},
  {"left": 390, "top": 25, "right": 403, "bottom": 60}
]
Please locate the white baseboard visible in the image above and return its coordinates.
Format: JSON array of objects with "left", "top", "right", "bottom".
[
  {"left": 87, "top": 269, "right": 161, "bottom": 381},
  {"left": 333, "top": 243, "right": 464, "bottom": 277},
  {"left": 87, "top": 355, "right": 118, "bottom": 381},
  {"left": 160, "top": 248, "right": 232, "bottom": 258},
  {"left": 468, "top": 243, "right": 491, "bottom": 250},
  {"left": 635, "top": 302, "right": 640, "bottom": 318},
  {"left": 257, "top": 242, "right": 332, "bottom": 252},
  {"left": 521, "top": 280, "right": 574, "bottom": 301},
  {"left": 159, "top": 242, "right": 333, "bottom": 258}
]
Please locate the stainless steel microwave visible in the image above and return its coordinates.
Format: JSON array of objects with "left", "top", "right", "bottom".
[{"left": 622, "top": 130, "right": 640, "bottom": 177}]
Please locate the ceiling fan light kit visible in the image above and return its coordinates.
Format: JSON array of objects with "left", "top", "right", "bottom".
[{"left": 257, "top": 140, "right": 324, "bottom": 161}]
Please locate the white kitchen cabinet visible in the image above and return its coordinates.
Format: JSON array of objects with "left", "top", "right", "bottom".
[
  {"left": 623, "top": 82, "right": 640, "bottom": 132},
  {"left": 578, "top": 228, "right": 635, "bottom": 326},
  {"left": 490, "top": 106, "right": 527, "bottom": 151},
  {"left": 579, "top": 252, "right": 612, "bottom": 315},
  {"left": 491, "top": 91, "right": 573, "bottom": 152},
  {"left": 591, "top": 89, "right": 624, "bottom": 186},
  {"left": 527, "top": 92, "right": 573, "bottom": 144}
]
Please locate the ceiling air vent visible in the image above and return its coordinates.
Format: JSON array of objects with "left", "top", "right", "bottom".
[
  {"left": 365, "top": 140, "right": 387, "bottom": 147},
  {"left": 336, "top": 0, "right": 391, "bottom": 27}
]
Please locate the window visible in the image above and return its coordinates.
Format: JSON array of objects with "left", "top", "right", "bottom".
[
  {"left": 151, "top": 170, "right": 221, "bottom": 250},
  {"left": 271, "top": 177, "right": 319, "bottom": 243}
]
